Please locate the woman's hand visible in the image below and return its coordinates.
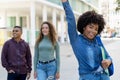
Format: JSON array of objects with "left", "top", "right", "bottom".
[
  {"left": 56, "top": 72, "right": 60, "bottom": 80},
  {"left": 102, "top": 59, "right": 111, "bottom": 69},
  {"left": 34, "top": 71, "right": 37, "bottom": 79}
]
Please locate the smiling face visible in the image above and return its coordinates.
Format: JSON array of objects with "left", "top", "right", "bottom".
[
  {"left": 41, "top": 23, "right": 49, "bottom": 36},
  {"left": 83, "top": 23, "right": 98, "bottom": 40},
  {"left": 12, "top": 27, "right": 22, "bottom": 39}
]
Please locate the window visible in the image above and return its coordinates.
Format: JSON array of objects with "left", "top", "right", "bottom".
[
  {"left": 7, "top": 16, "right": 16, "bottom": 28},
  {"left": 20, "top": 16, "right": 27, "bottom": 27}
]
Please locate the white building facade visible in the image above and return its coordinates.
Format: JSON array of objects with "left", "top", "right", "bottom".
[{"left": 0, "top": 0, "right": 99, "bottom": 46}]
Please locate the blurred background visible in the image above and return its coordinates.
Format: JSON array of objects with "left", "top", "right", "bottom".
[
  {"left": 0, "top": 0, "right": 120, "bottom": 80},
  {"left": 0, "top": 0, "right": 120, "bottom": 46}
]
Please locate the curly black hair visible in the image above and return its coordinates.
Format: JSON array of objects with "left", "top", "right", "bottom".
[{"left": 77, "top": 10, "right": 105, "bottom": 34}]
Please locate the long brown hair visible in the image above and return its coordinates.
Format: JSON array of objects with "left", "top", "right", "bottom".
[{"left": 35, "top": 21, "right": 57, "bottom": 47}]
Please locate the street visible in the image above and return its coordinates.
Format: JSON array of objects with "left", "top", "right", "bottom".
[{"left": 0, "top": 38, "right": 120, "bottom": 80}]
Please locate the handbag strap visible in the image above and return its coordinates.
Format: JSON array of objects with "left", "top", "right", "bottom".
[{"left": 100, "top": 46, "right": 109, "bottom": 76}]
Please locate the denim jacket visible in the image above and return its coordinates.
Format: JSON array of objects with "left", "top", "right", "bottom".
[{"left": 62, "top": 1, "right": 112, "bottom": 75}]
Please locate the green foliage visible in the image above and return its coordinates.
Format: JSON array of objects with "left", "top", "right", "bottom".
[{"left": 116, "top": 0, "right": 120, "bottom": 11}]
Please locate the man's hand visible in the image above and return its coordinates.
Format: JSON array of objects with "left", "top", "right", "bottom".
[
  {"left": 34, "top": 71, "right": 37, "bottom": 79},
  {"left": 26, "top": 73, "right": 31, "bottom": 80},
  {"left": 8, "top": 70, "right": 15, "bottom": 73}
]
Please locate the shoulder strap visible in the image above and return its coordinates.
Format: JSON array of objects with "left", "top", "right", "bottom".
[{"left": 96, "top": 36, "right": 102, "bottom": 46}]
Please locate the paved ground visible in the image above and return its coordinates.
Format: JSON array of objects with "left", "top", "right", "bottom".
[{"left": 0, "top": 38, "right": 120, "bottom": 80}]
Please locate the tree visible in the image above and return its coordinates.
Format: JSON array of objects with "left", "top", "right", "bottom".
[{"left": 116, "top": 0, "right": 120, "bottom": 11}]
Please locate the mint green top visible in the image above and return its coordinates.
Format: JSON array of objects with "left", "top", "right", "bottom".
[{"left": 34, "top": 36, "right": 60, "bottom": 72}]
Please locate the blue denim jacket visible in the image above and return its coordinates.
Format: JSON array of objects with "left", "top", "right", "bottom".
[{"left": 62, "top": 1, "right": 111, "bottom": 75}]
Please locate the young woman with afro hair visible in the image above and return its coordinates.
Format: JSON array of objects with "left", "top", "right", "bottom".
[{"left": 61, "top": 0, "right": 113, "bottom": 80}]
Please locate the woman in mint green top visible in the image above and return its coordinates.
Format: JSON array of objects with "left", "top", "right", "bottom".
[{"left": 34, "top": 21, "right": 60, "bottom": 80}]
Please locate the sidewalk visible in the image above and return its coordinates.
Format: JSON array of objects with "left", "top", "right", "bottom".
[{"left": 103, "top": 40, "right": 120, "bottom": 80}]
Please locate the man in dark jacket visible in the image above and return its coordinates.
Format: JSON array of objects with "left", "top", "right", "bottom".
[{"left": 1, "top": 26, "right": 32, "bottom": 80}]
